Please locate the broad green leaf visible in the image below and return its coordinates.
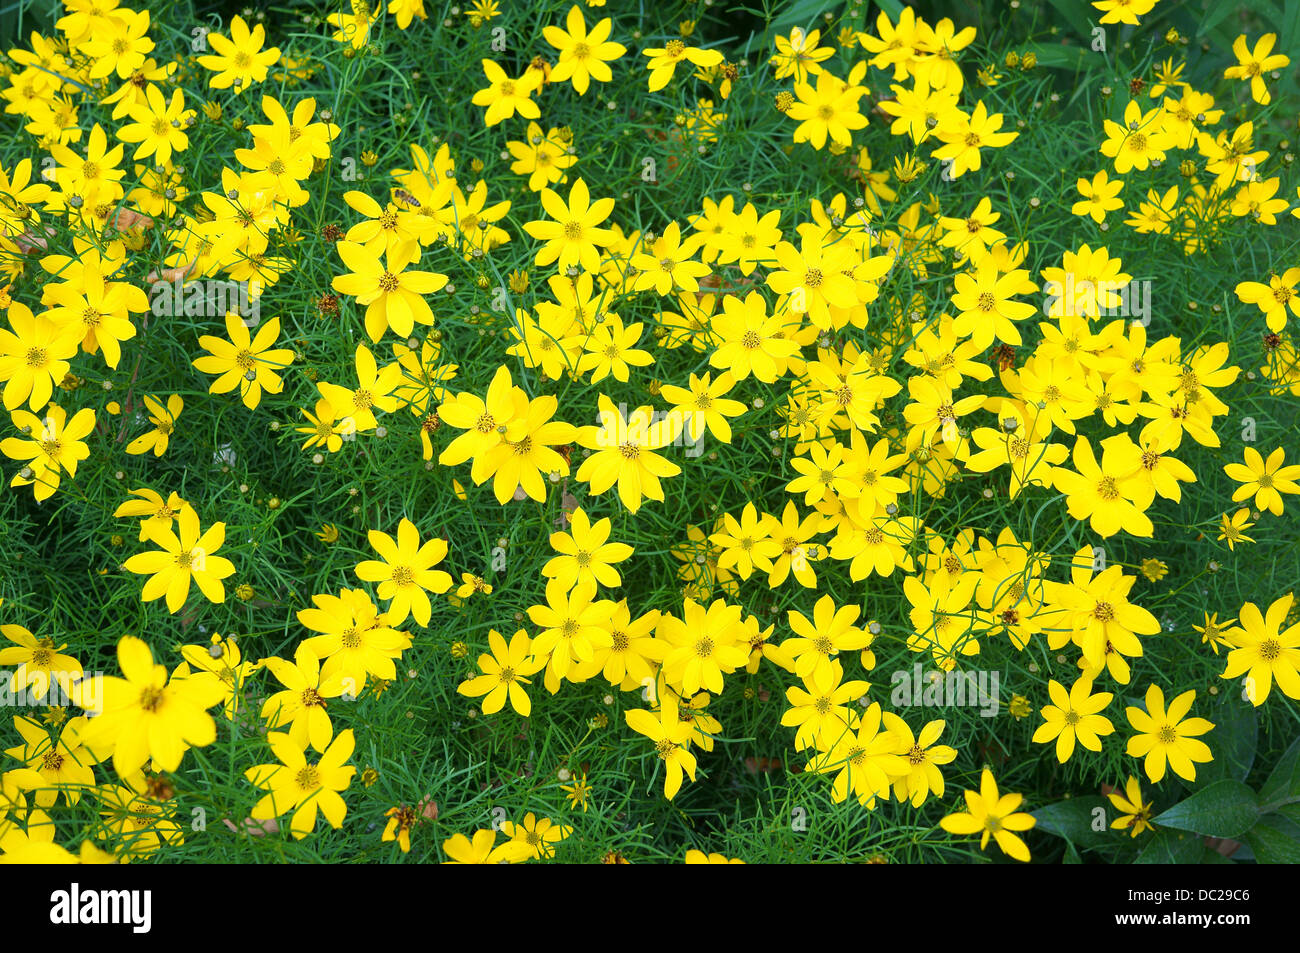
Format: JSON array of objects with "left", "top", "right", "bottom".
[
  {"left": 1135, "top": 828, "right": 1203, "bottom": 863},
  {"left": 1259, "top": 734, "right": 1300, "bottom": 810},
  {"left": 1154, "top": 779, "right": 1259, "bottom": 838},
  {"left": 1243, "top": 814, "right": 1300, "bottom": 864},
  {"left": 1031, "top": 796, "right": 1113, "bottom": 846},
  {"left": 1188, "top": 696, "right": 1255, "bottom": 789}
]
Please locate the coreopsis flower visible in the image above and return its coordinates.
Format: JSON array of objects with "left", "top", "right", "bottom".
[
  {"left": 574, "top": 395, "right": 682, "bottom": 513},
  {"left": 95, "top": 780, "right": 185, "bottom": 860},
  {"left": 500, "top": 811, "right": 571, "bottom": 859},
  {"left": 478, "top": 393, "right": 576, "bottom": 504},
  {"left": 113, "top": 488, "right": 188, "bottom": 541},
  {"left": 331, "top": 242, "right": 447, "bottom": 342},
  {"left": 441, "top": 828, "right": 531, "bottom": 864},
  {"left": 1223, "top": 33, "right": 1289, "bottom": 105},
  {"left": 1092, "top": 0, "right": 1158, "bottom": 25},
  {"left": 457, "top": 628, "right": 544, "bottom": 716},
  {"left": 246, "top": 730, "right": 356, "bottom": 839},
  {"left": 40, "top": 265, "right": 148, "bottom": 371},
  {"left": 770, "top": 26, "right": 833, "bottom": 83},
  {"left": 787, "top": 69, "right": 868, "bottom": 151},
  {"left": 0, "top": 303, "right": 82, "bottom": 411},
  {"left": 4, "top": 716, "right": 99, "bottom": 807},
  {"left": 1235, "top": 270, "right": 1300, "bottom": 333},
  {"left": 939, "top": 768, "right": 1036, "bottom": 861},
  {"left": 782, "top": 594, "right": 870, "bottom": 680},
  {"left": 382, "top": 805, "right": 420, "bottom": 853},
  {"left": 626, "top": 697, "right": 697, "bottom": 799},
  {"left": 544, "top": 5, "right": 626, "bottom": 95},
  {"left": 1052, "top": 434, "right": 1153, "bottom": 538},
  {"left": 507, "top": 122, "right": 578, "bottom": 191},
  {"left": 523, "top": 177, "right": 615, "bottom": 274},
  {"left": 354, "top": 518, "right": 453, "bottom": 626},
  {"left": 326, "top": 0, "right": 380, "bottom": 48},
  {"left": 685, "top": 849, "right": 744, "bottom": 864},
  {"left": 1071, "top": 170, "right": 1124, "bottom": 223},
  {"left": 472, "top": 59, "right": 541, "bottom": 126},
  {"left": 1195, "top": 612, "right": 1236, "bottom": 655},
  {"left": 709, "top": 503, "right": 781, "bottom": 580},
  {"left": 766, "top": 500, "right": 823, "bottom": 589},
  {"left": 1224, "top": 446, "right": 1300, "bottom": 516},
  {"left": 193, "top": 313, "right": 294, "bottom": 410},
  {"left": 659, "top": 598, "right": 748, "bottom": 695},
  {"left": 0, "top": 625, "right": 82, "bottom": 701},
  {"left": 341, "top": 190, "right": 438, "bottom": 268},
  {"left": 1221, "top": 593, "right": 1300, "bottom": 705},
  {"left": 767, "top": 234, "right": 858, "bottom": 329},
  {"left": 1124, "top": 684, "right": 1214, "bottom": 783},
  {"left": 543, "top": 507, "right": 633, "bottom": 590},
  {"left": 316, "top": 343, "right": 404, "bottom": 434},
  {"left": 123, "top": 505, "right": 236, "bottom": 613},
  {"left": 631, "top": 222, "right": 711, "bottom": 295},
  {"left": 196, "top": 14, "right": 281, "bottom": 89},
  {"left": 577, "top": 314, "right": 654, "bottom": 383},
  {"left": 781, "top": 658, "right": 870, "bottom": 751},
  {"left": 932, "top": 100, "right": 1017, "bottom": 178},
  {"left": 527, "top": 579, "right": 614, "bottom": 684},
  {"left": 298, "top": 588, "right": 407, "bottom": 692},
  {"left": 124, "top": 394, "right": 182, "bottom": 456},
  {"left": 79, "top": 7, "right": 155, "bottom": 79},
  {"left": 708, "top": 290, "right": 800, "bottom": 382},
  {"left": 3, "top": 403, "right": 95, "bottom": 502},
  {"left": 74, "top": 636, "right": 224, "bottom": 777},
  {"left": 643, "top": 39, "right": 723, "bottom": 91},
  {"left": 1107, "top": 776, "right": 1155, "bottom": 837},
  {"left": 1100, "top": 101, "right": 1175, "bottom": 174},
  {"left": 178, "top": 634, "right": 259, "bottom": 721},
  {"left": 260, "top": 643, "right": 348, "bottom": 753},
  {"left": 881, "top": 714, "right": 957, "bottom": 808},
  {"left": 1031, "top": 677, "right": 1115, "bottom": 763},
  {"left": 949, "top": 265, "right": 1039, "bottom": 347},
  {"left": 809, "top": 702, "right": 907, "bottom": 807},
  {"left": 116, "top": 84, "right": 192, "bottom": 167},
  {"left": 582, "top": 601, "right": 664, "bottom": 687},
  {"left": 1217, "top": 509, "right": 1255, "bottom": 551},
  {"left": 659, "top": 371, "right": 745, "bottom": 444}
]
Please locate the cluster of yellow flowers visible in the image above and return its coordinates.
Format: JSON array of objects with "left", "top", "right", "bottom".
[{"left": 1, "top": 0, "right": 1297, "bottom": 864}]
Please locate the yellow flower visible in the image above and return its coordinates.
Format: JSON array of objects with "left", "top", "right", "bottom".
[
  {"left": 625, "top": 697, "right": 697, "bottom": 799},
  {"left": 122, "top": 504, "right": 237, "bottom": 613},
  {"left": 543, "top": 5, "right": 627, "bottom": 95},
  {"left": 125, "top": 394, "right": 182, "bottom": 456},
  {"left": 354, "top": 518, "right": 453, "bottom": 627},
  {"left": 574, "top": 395, "right": 682, "bottom": 513},
  {"left": 1221, "top": 593, "right": 1300, "bottom": 705},
  {"left": 1124, "top": 684, "right": 1214, "bottom": 783},
  {"left": 499, "top": 811, "right": 571, "bottom": 859},
  {"left": 196, "top": 15, "right": 281, "bottom": 89},
  {"left": 1224, "top": 446, "right": 1300, "bottom": 516},
  {"left": 1031, "top": 678, "right": 1115, "bottom": 763},
  {"left": 939, "top": 768, "right": 1036, "bottom": 861},
  {"left": 561, "top": 771, "right": 592, "bottom": 812},
  {"left": 192, "top": 313, "right": 294, "bottom": 410},
  {"left": 75, "top": 635, "right": 225, "bottom": 777},
  {"left": 457, "top": 629, "right": 544, "bottom": 716},
  {"left": 246, "top": 729, "right": 356, "bottom": 839},
  {"left": 1107, "top": 776, "right": 1155, "bottom": 837},
  {"left": 1139, "top": 558, "right": 1168, "bottom": 582}
]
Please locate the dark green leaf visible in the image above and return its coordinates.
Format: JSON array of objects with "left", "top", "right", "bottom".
[
  {"left": 1259, "top": 734, "right": 1300, "bottom": 811},
  {"left": 1135, "top": 829, "right": 1203, "bottom": 863},
  {"left": 1032, "top": 796, "right": 1113, "bottom": 846},
  {"left": 1154, "top": 779, "right": 1259, "bottom": 838},
  {"left": 1188, "top": 696, "right": 1256, "bottom": 789},
  {"left": 1243, "top": 814, "right": 1300, "bottom": 864}
]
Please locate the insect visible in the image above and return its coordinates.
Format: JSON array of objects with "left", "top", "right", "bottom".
[{"left": 393, "top": 188, "right": 420, "bottom": 208}]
